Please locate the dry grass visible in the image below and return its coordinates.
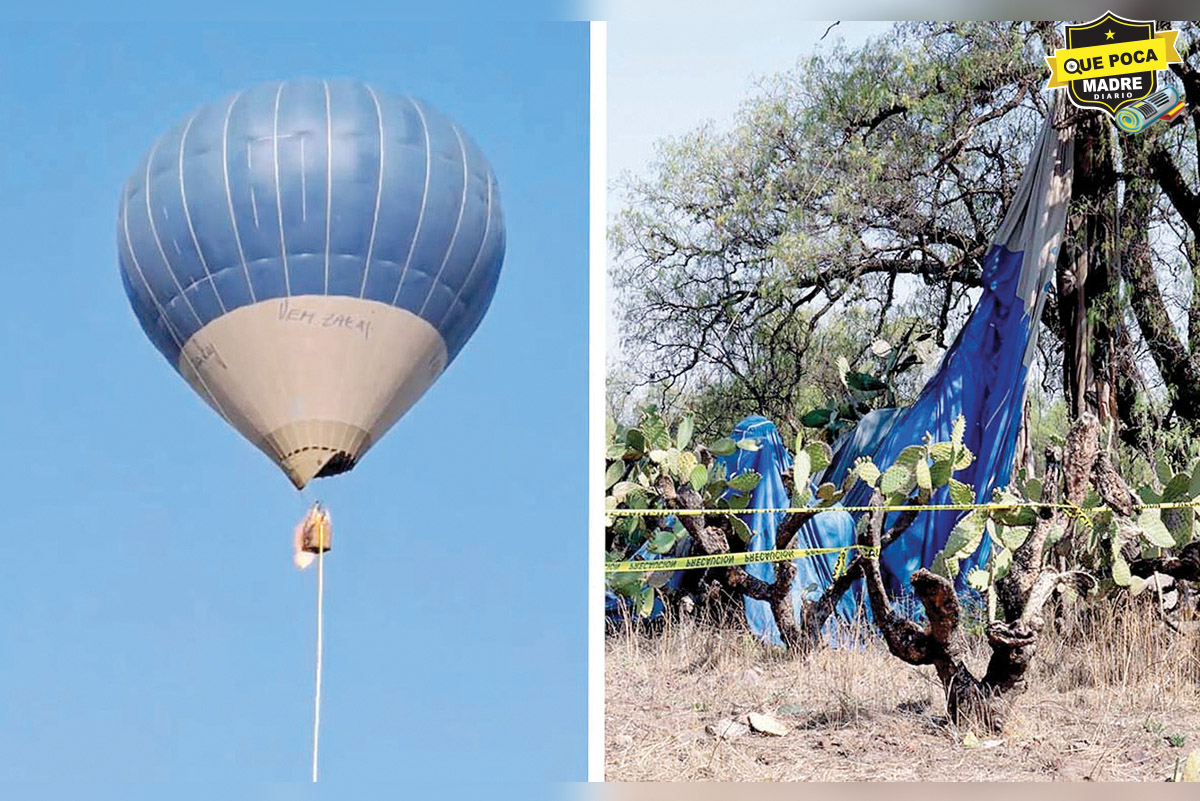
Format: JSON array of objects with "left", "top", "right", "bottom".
[{"left": 605, "top": 597, "right": 1200, "bottom": 781}]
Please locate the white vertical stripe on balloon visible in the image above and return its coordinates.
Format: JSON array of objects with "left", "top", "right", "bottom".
[
  {"left": 417, "top": 123, "right": 469, "bottom": 317},
  {"left": 435, "top": 168, "right": 493, "bottom": 333},
  {"left": 273, "top": 81, "right": 291, "bottom": 296},
  {"left": 300, "top": 136, "right": 308, "bottom": 223},
  {"left": 323, "top": 80, "right": 332, "bottom": 295},
  {"left": 221, "top": 90, "right": 256, "bottom": 303},
  {"left": 357, "top": 83, "right": 385, "bottom": 299},
  {"left": 249, "top": 187, "right": 261, "bottom": 228},
  {"left": 179, "top": 110, "right": 228, "bottom": 315},
  {"left": 391, "top": 96, "right": 432, "bottom": 307}
]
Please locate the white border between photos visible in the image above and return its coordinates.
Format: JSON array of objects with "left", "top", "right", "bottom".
[{"left": 588, "top": 19, "right": 608, "bottom": 784}]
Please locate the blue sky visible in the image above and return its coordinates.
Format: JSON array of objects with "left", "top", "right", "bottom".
[
  {"left": 0, "top": 21, "right": 587, "bottom": 785},
  {"left": 605, "top": 21, "right": 893, "bottom": 357},
  {"left": 607, "top": 21, "right": 893, "bottom": 187}
]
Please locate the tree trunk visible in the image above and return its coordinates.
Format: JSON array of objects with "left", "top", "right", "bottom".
[{"left": 1057, "top": 111, "right": 1119, "bottom": 425}]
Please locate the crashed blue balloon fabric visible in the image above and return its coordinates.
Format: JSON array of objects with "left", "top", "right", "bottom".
[
  {"left": 716, "top": 417, "right": 863, "bottom": 642},
  {"left": 719, "top": 98, "right": 1073, "bottom": 641},
  {"left": 822, "top": 97, "right": 1073, "bottom": 599}
]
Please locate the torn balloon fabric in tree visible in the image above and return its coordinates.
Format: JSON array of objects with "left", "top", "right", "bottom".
[
  {"left": 822, "top": 93, "right": 1074, "bottom": 599},
  {"left": 717, "top": 95, "right": 1073, "bottom": 642}
]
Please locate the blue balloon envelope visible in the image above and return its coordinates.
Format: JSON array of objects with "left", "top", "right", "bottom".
[{"left": 118, "top": 79, "right": 505, "bottom": 487}]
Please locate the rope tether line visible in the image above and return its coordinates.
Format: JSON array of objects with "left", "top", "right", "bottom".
[{"left": 311, "top": 515, "right": 328, "bottom": 783}]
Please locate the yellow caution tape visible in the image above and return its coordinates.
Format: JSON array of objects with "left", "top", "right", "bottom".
[
  {"left": 605, "top": 499, "right": 1200, "bottom": 574},
  {"left": 832, "top": 547, "right": 848, "bottom": 579},
  {"left": 604, "top": 544, "right": 881, "bottom": 574}
]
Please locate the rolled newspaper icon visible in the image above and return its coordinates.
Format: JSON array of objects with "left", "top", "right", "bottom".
[
  {"left": 1161, "top": 95, "right": 1187, "bottom": 122},
  {"left": 1116, "top": 86, "right": 1180, "bottom": 133}
]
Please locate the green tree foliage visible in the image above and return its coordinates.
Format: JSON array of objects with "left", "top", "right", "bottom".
[
  {"left": 610, "top": 22, "right": 1054, "bottom": 429},
  {"left": 609, "top": 21, "right": 1200, "bottom": 472}
]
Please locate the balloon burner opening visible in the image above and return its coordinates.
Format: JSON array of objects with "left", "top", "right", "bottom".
[{"left": 315, "top": 451, "right": 356, "bottom": 479}]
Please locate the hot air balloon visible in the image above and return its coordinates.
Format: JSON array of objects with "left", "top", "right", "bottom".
[{"left": 118, "top": 79, "right": 505, "bottom": 488}]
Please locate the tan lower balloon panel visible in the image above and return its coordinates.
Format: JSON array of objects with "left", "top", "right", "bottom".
[{"left": 177, "top": 295, "right": 448, "bottom": 489}]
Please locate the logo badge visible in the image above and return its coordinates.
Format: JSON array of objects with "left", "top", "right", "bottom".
[{"left": 1045, "top": 13, "right": 1182, "bottom": 122}]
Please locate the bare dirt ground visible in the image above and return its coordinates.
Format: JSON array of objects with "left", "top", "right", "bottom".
[{"left": 605, "top": 601, "right": 1200, "bottom": 781}]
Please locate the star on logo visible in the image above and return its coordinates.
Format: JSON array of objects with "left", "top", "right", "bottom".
[{"left": 1105, "top": 30, "right": 1115, "bottom": 40}]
